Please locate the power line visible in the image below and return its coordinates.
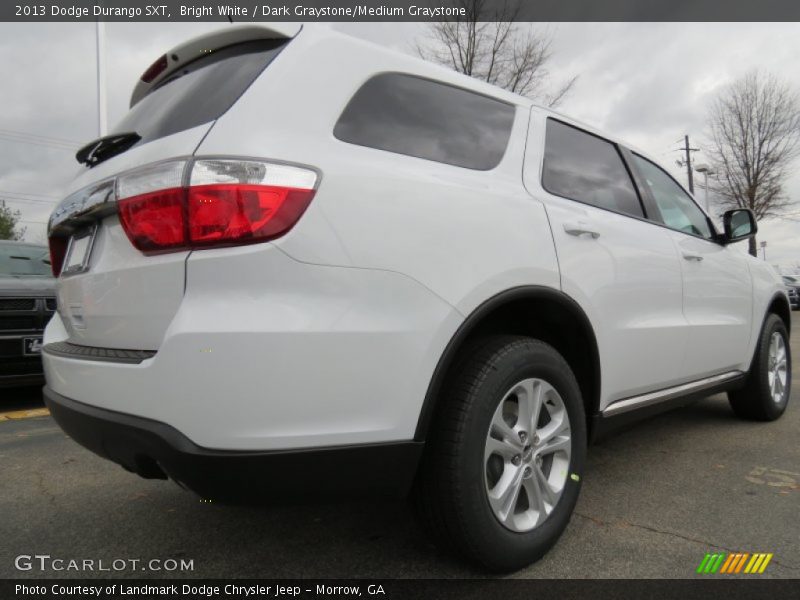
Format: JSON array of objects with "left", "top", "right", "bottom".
[
  {"left": 0, "top": 188, "right": 59, "bottom": 200},
  {"left": 0, "top": 191, "right": 59, "bottom": 202},
  {"left": 0, "top": 195, "right": 58, "bottom": 207},
  {"left": 0, "top": 128, "right": 81, "bottom": 146},
  {"left": 0, "top": 136, "right": 75, "bottom": 149},
  {"left": 0, "top": 134, "right": 79, "bottom": 151},
  {"left": 0, "top": 136, "right": 79, "bottom": 151},
  {"left": 0, "top": 131, "right": 79, "bottom": 147}
]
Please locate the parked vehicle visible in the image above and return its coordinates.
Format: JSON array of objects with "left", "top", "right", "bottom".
[
  {"left": 43, "top": 24, "right": 792, "bottom": 572},
  {"left": 783, "top": 276, "right": 799, "bottom": 309},
  {"left": 0, "top": 240, "right": 56, "bottom": 388}
]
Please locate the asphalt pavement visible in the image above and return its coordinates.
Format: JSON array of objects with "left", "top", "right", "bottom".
[{"left": 1, "top": 314, "right": 798, "bottom": 579}]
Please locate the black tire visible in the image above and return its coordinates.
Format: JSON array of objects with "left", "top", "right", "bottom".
[
  {"left": 728, "top": 314, "right": 791, "bottom": 421},
  {"left": 413, "top": 335, "right": 586, "bottom": 572}
]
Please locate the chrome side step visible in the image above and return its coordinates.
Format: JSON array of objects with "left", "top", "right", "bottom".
[{"left": 601, "top": 371, "right": 744, "bottom": 417}]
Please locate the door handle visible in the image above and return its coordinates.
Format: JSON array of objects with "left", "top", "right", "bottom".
[
  {"left": 563, "top": 221, "right": 600, "bottom": 239},
  {"left": 682, "top": 253, "right": 704, "bottom": 262}
]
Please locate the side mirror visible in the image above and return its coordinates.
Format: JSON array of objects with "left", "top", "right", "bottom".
[{"left": 722, "top": 209, "right": 757, "bottom": 244}]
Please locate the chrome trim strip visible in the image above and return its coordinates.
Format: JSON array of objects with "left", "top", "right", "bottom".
[
  {"left": 602, "top": 371, "right": 744, "bottom": 417},
  {"left": 49, "top": 178, "right": 116, "bottom": 234}
]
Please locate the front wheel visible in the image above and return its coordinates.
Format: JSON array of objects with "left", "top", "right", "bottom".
[
  {"left": 413, "top": 336, "right": 586, "bottom": 572},
  {"left": 728, "top": 314, "right": 791, "bottom": 421}
]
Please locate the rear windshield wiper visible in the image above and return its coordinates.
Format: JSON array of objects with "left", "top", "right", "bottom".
[{"left": 76, "top": 132, "right": 141, "bottom": 167}]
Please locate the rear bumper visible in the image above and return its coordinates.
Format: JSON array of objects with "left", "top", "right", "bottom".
[
  {"left": 44, "top": 386, "right": 423, "bottom": 503},
  {"left": 43, "top": 245, "right": 461, "bottom": 451}
]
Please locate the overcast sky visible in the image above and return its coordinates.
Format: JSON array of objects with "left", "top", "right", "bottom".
[{"left": 1, "top": 21, "right": 798, "bottom": 272}]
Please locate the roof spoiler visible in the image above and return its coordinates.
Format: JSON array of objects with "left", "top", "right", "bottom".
[{"left": 129, "top": 24, "right": 302, "bottom": 108}]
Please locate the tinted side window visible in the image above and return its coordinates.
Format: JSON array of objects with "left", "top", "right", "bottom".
[
  {"left": 631, "top": 154, "right": 713, "bottom": 239},
  {"left": 334, "top": 73, "right": 515, "bottom": 170},
  {"left": 542, "top": 119, "right": 643, "bottom": 218}
]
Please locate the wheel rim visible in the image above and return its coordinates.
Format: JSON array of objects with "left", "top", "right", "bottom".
[
  {"left": 767, "top": 332, "right": 788, "bottom": 405},
  {"left": 484, "top": 378, "right": 572, "bottom": 533}
]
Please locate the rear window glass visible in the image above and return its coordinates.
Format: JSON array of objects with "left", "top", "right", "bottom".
[
  {"left": 334, "top": 73, "right": 515, "bottom": 170},
  {"left": 0, "top": 244, "right": 52, "bottom": 278},
  {"left": 113, "top": 39, "right": 286, "bottom": 145},
  {"left": 542, "top": 119, "right": 644, "bottom": 218}
]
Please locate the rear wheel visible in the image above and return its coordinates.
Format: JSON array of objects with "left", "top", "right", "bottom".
[
  {"left": 728, "top": 314, "right": 791, "bottom": 421},
  {"left": 414, "top": 336, "right": 586, "bottom": 572}
]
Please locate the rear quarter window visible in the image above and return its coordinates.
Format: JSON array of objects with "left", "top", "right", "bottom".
[{"left": 334, "top": 73, "right": 516, "bottom": 170}]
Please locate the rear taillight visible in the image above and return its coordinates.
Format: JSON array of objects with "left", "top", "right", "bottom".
[
  {"left": 116, "top": 159, "right": 317, "bottom": 254},
  {"left": 49, "top": 237, "right": 68, "bottom": 277},
  {"left": 187, "top": 184, "right": 314, "bottom": 245},
  {"left": 118, "top": 188, "right": 186, "bottom": 252}
]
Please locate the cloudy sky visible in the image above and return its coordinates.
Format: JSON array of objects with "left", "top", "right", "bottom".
[{"left": 1, "top": 21, "right": 799, "bottom": 272}]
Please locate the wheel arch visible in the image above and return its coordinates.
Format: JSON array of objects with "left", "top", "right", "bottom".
[
  {"left": 414, "top": 286, "right": 602, "bottom": 442},
  {"left": 743, "top": 292, "right": 792, "bottom": 374},
  {"left": 767, "top": 292, "right": 792, "bottom": 335}
]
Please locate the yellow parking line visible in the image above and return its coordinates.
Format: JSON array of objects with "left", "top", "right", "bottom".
[
  {"left": 758, "top": 554, "right": 773, "bottom": 573},
  {"left": 751, "top": 554, "right": 769, "bottom": 574},
  {"left": 0, "top": 407, "right": 50, "bottom": 421}
]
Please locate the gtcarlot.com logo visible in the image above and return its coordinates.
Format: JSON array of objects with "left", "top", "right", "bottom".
[
  {"left": 697, "top": 552, "right": 773, "bottom": 574},
  {"left": 14, "top": 554, "right": 194, "bottom": 572}
]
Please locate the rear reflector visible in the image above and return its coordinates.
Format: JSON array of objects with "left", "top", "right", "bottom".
[
  {"left": 49, "top": 236, "right": 69, "bottom": 277},
  {"left": 116, "top": 159, "right": 317, "bottom": 254}
]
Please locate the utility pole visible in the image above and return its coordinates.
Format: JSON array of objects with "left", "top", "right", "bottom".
[
  {"left": 674, "top": 136, "right": 700, "bottom": 194},
  {"left": 683, "top": 135, "right": 696, "bottom": 194}
]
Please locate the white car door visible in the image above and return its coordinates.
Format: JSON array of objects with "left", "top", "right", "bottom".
[
  {"left": 627, "top": 153, "right": 752, "bottom": 379},
  {"left": 523, "top": 114, "right": 689, "bottom": 407}
]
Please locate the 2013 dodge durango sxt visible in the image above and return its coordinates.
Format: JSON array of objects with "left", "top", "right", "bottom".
[{"left": 43, "top": 24, "right": 792, "bottom": 572}]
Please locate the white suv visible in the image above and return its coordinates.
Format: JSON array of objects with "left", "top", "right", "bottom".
[{"left": 43, "top": 24, "right": 792, "bottom": 572}]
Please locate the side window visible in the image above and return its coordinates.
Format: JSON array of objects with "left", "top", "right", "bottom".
[
  {"left": 334, "top": 73, "right": 515, "bottom": 170},
  {"left": 631, "top": 154, "right": 713, "bottom": 239},
  {"left": 542, "top": 119, "right": 644, "bottom": 218}
]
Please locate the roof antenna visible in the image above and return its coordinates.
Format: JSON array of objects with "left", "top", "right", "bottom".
[{"left": 227, "top": 15, "right": 233, "bottom": 24}]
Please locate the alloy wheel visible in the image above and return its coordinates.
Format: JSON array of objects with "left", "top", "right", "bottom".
[{"left": 484, "top": 378, "right": 572, "bottom": 532}]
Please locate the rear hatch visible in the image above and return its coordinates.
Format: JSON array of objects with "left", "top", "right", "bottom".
[{"left": 49, "top": 25, "right": 297, "bottom": 350}]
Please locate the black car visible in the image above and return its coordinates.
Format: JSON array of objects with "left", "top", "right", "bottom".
[
  {"left": 783, "top": 275, "right": 800, "bottom": 310},
  {"left": 0, "top": 240, "right": 56, "bottom": 388}
]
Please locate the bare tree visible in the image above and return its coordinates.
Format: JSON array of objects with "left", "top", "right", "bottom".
[
  {"left": 416, "top": 0, "right": 576, "bottom": 107},
  {"left": 706, "top": 70, "right": 800, "bottom": 256}
]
